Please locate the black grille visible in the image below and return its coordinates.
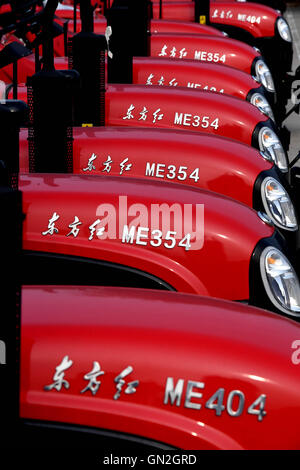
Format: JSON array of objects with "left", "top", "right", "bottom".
[{"left": 27, "top": 70, "right": 78, "bottom": 173}]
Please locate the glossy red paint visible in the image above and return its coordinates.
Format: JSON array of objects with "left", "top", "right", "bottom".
[
  {"left": 20, "top": 286, "right": 300, "bottom": 449},
  {"left": 19, "top": 126, "right": 272, "bottom": 209},
  {"left": 150, "top": 34, "right": 260, "bottom": 75},
  {"left": 0, "top": 54, "right": 34, "bottom": 84},
  {"left": 55, "top": 2, "right": 80, "bottom": 18},
  {"left": 12, "top": 83, "right": 268, "bottom": 147},
  {"left": 0, "top": 4, "right": 12, "bottom": 14},
  {"left": 132, "top": 56, "right": 262, "bottom": 100},
  {"left": 105, "top": 84, "right": 268, "bottom": 146},
  {"left": 1, "top": 51, "right": 261, "bottom": 99},
  {"left": 151, "top": 19, "right": 225, "bottom": 36},
  {"left": 20, "top": 174, "right": 273, "bottom": 300},
  {"left": 151, "top": 1, "right": 280, "bottom": 38},
  {"left": 0, "top": 41, "right": 68, "bottom": 84},
  {"left": 210, "top": 2, "right": 279, "bottom": 38},
  {"left": 62, "top": 16, "right": 226, "bottom": 37},
  {"left": 2, "top": 53, "right": 262, "bottom": 107}
]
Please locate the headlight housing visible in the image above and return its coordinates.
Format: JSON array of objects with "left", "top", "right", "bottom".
[
  {"left": 277, "top": 17, "right": 292, "bottom": 43},
  {"left": 255, "top": 60, "right": 275, "bottom": 93},
  {"left": 261, "top": 177, "right": 298, "bottom": 231},
  {"left": 250, "top": 93, "right": 275, "bottom": 122},
  {"left": 260, "top": 246, "right": 300, "bottom": 317},
  {"left": 258, "top": 127, "right": 288, "bottom": 172}
]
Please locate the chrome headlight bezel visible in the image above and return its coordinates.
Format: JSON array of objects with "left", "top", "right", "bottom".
[
  {"left": 276, "top": 17, "right": 292, "bottom": 43},
  {"left": 260, "top": 246, "right": 300, "bottom": 317},
  {"left": 254, "top": 59, "right": 275, "bottom": 93},
  {"left": 260, "top": 176, "right": 298, "bottom": 232},
  {"left": 258, "top": 126, "right": 288, "bottom": 173},
  {"left": 250, "top": 93, "right": 275, "bottom": 122}
]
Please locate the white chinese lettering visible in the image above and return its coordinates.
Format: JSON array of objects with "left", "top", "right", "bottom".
[
  {"left": 158, "top": 76, "right": 165, "bottom": 86},
  {"left": 169, "top": 78, "right": 178, "bottom": 87},
  {"left": 119, "top": 158, "right": 133, "bottom": 175},
  {"left": 146, "top": 73, "right": 154, "bottom": 85},
  {"left": 152, "top": 108, "right": 164, "bottom": 123},
  {"left": 89, "top": 219, "right": 101, "bottom": 240},
  {"left": 139, "top": 106, "right": 148, "bottom": 121},
  {"left": 159, "top": 45, "right": 168, "bottom": 57},
  {"left": 179, "top": 48, "right": 187, "bottom": 59},
  {"left": 114, "top": 365, "right": 139, "bottom": 400},
  {"left": 170, "top": 47, "right": 176, "bottom": 58},
  {"left": 44, "top": 356, "right": 73, "bottom": 391},
  {"left": 66, "top": 216, "right": 82, "bottom": 238},
  {"left": 83, "top": 153, "right": 97, "bottom": 172},
  {"left": 123, "top": 104, "right": 135, "bottom": 120},
  {"left": 102, "top": 156, "right": 113, "bottom": 173},
  {"left": 42, "top": 212, "right": 60, "bottom": 236},
  {"left": 80, "top": 361, "right": 105, "bottom": 396}
]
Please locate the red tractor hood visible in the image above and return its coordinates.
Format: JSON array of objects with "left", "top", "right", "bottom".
[
  {"left": 105, "top": 84, "right": 268, "bottom": 147},
  {"left": 19, "top": 126, "right": 273, "bottom": 209},
  {"left": 132, "top": 56, "right": 262, "bottom": 100},
  {"left": 62, "top": 16, "right": 226, "bottom": 37},
  {"left": 1, "top": 53, "right": 262, "bottom": 105},
  {"left": 12, "top": 83, "right": 269, "bottom": 147},
  {"left": 151, "top": 1, "right": 280, "bottom": 38},
  {"left": 150, "top": 33, "right": 260, "bottom": 74},
  {"left": 20, "top": 173, "right": 273, "bottom": 300},
  {"left": 20, "top": 285, "right": 300, "bottom": 449}
]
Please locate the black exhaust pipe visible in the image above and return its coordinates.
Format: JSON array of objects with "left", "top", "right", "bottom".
[{"left": 69, "top": 0, "right": 107, "bottom": 126}]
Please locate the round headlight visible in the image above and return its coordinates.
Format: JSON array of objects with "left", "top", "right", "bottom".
[
  {"left": 258, "top": 127, "right": 288, "bottom": 172},
  {"left": 250, "top": 93, "right": 275, "bottom": 122},
  {"left": 260, "top": 247, "right": 300, "bottom": 317},
  {"left": 255, "top": 60, "right": 275, "bottom": 93},
  {"left": 277, "top": 18, "right": 292, "bottom": 43},
  {"left": 261, "top": 177, "right": 297, "bottom": 231}
]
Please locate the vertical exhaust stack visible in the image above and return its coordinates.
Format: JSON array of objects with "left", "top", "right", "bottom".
[
  {"left": 129, "top": 0, "right": 151, "bottom": 58},
  {"left": 27, "top": 0, "right": 79, "bottom": 173},
  {"left": 0, "top": 100, "right": 25, "bottom": 444},
  {"left": 106, "top": 0, "right": 151, "bottom": 84},
  {"left": 194, "top": 0, "right": 210, "bottom": 25},
  {"left": 69, "top": 0, "right": 107, "bottom": 126}
]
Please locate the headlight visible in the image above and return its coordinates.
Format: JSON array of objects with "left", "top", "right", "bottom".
[
  {"left": 261, "top": 177, "right": 298, "bottom": 231},
  {"left": 277, "top": 18, "right": 292, "bottom": 43},
  {"left": 255, "top": 60, "right": 275, "bottom": 93},
  {"left": 250, "top": 93, "right": 275, "bottom": 122},
  {"left": 260, "top": 247, "right": 300, "bottom": 317},
  {"left": 258, "top": 127, "right": 288, "bottom": 172}
]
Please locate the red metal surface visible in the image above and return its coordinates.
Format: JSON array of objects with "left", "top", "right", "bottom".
[
  {"left": 20, "top": 173, "right": 273, "bottom": 300},
  {"left": 105, "top": 84, "right": 268, "bottom": 146},
  {"left": 132, "top": 56, "right": 262, "bottom": 99},
  {"left": 19, "top": 126, "right": 272, "bottom": 209},
  {"left": 2, "top": 53, "right": 261, "bottom": 106},
  {"left": 151, "top": 19, "right": 225, "bottom": 36},
  {"left": 151, "top": 1, "right": 280, "bottom": 38},
  {"left": 209, "top": 2, "right": 279, "bottom": 38},
  {"left": 150, "top": 34, "right": 260, "bottom": 74},
  {"left": 56, "top": 0, "right": 280, "bottom": 39},
  {"left": 12, "top": 82, "right": 268, "bottom": 147},
  {"left": 0, "top": 40, "right": 67, "bottom": 84},
  {"left": 63, "top": 17, "right": 226, "bottom": 37},
  {"left": 20, "top": 286, "right": 300, "bottom": 449}
]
